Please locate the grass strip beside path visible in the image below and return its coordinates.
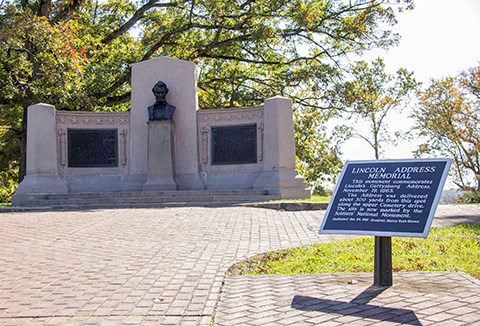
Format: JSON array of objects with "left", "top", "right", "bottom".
[
  {"left": 268, "top": 195, "right": 330, "bottom": 203},
  {"left": 228, "top": 224, "right": 480, "bottom": 280}
]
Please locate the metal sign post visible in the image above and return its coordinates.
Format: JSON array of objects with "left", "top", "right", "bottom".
[
  {"left": 319, "top": 158, "right": 452, "bottom": 286},
  {"left": 374, "top": 236, "right": 392, "bottom": 286}
]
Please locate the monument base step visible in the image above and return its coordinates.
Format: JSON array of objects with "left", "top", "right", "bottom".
[{"left": 12, "top": 189, "right": 282, "bottom": 209}]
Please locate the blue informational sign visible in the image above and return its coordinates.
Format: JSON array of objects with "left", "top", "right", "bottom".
[{"left": 319, "top": 158, "right": 452, "bottom": 237}]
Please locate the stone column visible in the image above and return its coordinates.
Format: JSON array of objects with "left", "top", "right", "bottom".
[
  {"left": 13, "top": 104, "right": 68, "bottom": 204},
  {"left": 128, "top": 57, "right": 204, "bottom": 190},
  {"left": 143, "top": 121, "right": 177, "bottom": 191},
  {"left": 254, "top": 96, "right": 310, "bottom": 199}
]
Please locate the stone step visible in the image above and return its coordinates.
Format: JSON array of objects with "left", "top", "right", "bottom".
[
  {"left": 21, "top": 195, "right": 281, "bottom": 206},
  {"left": 11, "top": 202, "right": 257, "bottom": 210},
  {"left": 29, "top": 189, "right": 269, "bottom": 199},
  {"left": 16, "top": 190, "right": 281, "bottom": 208}
]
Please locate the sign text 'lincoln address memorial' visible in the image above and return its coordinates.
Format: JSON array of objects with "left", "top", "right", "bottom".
[{"left": 320, "top": 159, "right": 452, "bottom": 238}]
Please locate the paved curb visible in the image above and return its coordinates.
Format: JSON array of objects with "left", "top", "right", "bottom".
[
  {"left": 0, "top": 202, "right": 239, "bottom": 213},
  {"left": 1, "top": 201, "right": 330, "bottom": 212},
  {"left": 243, "top": 202, "right": 329, "bottom": 211}
]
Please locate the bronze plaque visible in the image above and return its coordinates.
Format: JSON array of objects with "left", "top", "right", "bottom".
[
  {"left": 211, "top": 124, "right": 257, "bottom": 165},
  {"left": 68, "top": 129, "right": 118, "bottom": 167}
]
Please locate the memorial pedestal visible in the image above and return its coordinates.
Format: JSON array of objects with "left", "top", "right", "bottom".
[{"left": 143, "top": 121, "right": 177, "bottom": 191}]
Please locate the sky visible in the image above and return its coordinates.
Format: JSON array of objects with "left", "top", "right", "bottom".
[{"left": 340, "top": 0, "right": 480, "bottom": 161}]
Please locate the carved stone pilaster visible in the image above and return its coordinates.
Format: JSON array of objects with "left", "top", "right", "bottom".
[
  {"left": 58, "top": 128, "right": 67, "bottom": 167},
  {"left": 201, "top": 127, "right": 209, "bottom": 165},
  {"left": 119, "top": 129, "right": 128, "bottom": 166},
  {"left": 257, "top": 122, "right": 264, "bottom": 162}
]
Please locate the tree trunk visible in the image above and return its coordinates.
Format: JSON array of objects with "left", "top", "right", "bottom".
[
  {"left": 373, "top": 131, "right": 380, "bottom": 160},
  {"left": 476, "top": 172, "right": 480, "bottom": 192}
]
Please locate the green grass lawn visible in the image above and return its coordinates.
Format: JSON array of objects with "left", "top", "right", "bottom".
[
  {"left": 228, "top": 224, "right": 480, "bottom": 279},
  {"left": 269, "top": 194, "right": 330, "bottom": 203},
  {"left": 301, "top": 195, "right": 330, "bottom": 202}
]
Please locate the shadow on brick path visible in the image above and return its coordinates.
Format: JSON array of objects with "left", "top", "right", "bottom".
[{"left": 291, "top": 285, "right": 421, "bottom": 325}]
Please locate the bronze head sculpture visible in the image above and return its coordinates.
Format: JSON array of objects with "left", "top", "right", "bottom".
[{"left": 147, "top": 81, "right": 176, "bottom": 121}]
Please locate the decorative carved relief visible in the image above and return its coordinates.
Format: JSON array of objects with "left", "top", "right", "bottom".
[
  {"left": 58, "top": 128, "right": 67, "bottom": 167},
  {"left": 198, "top": 106, "right": 263, "bottom": 123},
  {"left": 56, "top": 112, "right": 130, "bottom": 126},
  {"left": 201, "top": 127, "right": 209, "bottom": 165},
  {"left": 119, "top": 129, "right": 128, "bottom": 166},
  {"left": 257, "top": 122, "right": 264, "bottom": 162}
]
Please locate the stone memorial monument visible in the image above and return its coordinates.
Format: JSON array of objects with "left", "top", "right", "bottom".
[{"left": 13, "top": 56, "right": 309, "bottom": 206}]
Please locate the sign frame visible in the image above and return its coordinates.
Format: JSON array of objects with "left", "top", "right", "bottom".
[{"left": 319, "top": 158, "right": 452, "bottom": 238}]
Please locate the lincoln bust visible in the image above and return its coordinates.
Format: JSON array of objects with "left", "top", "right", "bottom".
[{"left": 147, "top": 81, "right": 176, "bottom": 121}]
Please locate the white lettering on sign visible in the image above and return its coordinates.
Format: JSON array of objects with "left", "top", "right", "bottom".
[{"left": 319, "top": 158, "right": 452, "bottom": 237}]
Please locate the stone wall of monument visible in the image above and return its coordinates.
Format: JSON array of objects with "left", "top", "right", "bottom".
[
  {"left": 197, "top": 106, "right": 264, "bottom": 189},
  {"left": 55, "top": 110, "right": 131, "bottom": 192}
]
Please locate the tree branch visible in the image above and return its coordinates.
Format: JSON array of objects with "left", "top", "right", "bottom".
[
  {"left": 101, "top": 1, "right": 178, "bottom": 45},
  {"left": 37, "top": 0, "right": 51, "bottom": 18},
  {"left": 141, "top": 24, "right": 193, "bottom": 60},
  {"left": 51, "top": 0, "right": 85, "bottom": 23},
  {"left": 104, "top": 92, "right": 131, "bottom": 106},
  {"left": 92, "top": 69, "right": 132, "bottom": 101}
]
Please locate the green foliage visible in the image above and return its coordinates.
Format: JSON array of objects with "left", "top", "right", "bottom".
[
  {"left": 229, "top": 224, "right": 480, "bottom": 279},
  {"left": 0, "top": 163, "right": 17, "bottom": 203},
  {"left": 413, "top": 65, "right": 480, "bottom": 190},
  {"left": 268, "top": 194, "right": 330, "bottom": 203},
  {"left": 300, "top": 194, "right": 330, "bottom": 203},
  {"left": 0, "top": 0, "right": 413, "bottom": 195},
  {"left": 333, "top": 58, "right": 419, "bottom": 159},
  {"left": 294, "top": 108, "right": 346, "bottom": 195},
  {"left": 0, "top": 127, "right": 19, "bottom": 203},
  {"left": 459, "top": 190, "right": 480, "bottom": 204}
]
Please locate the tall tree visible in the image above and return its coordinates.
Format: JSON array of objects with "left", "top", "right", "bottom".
[
  {"left": 413, "top": 65, "right": 480, "bottom": 191},
  {"left": 294, "top": 107, "right": 348, "bottom": 194},
  {"left": 333, "top": 57, "right": 419, "bottom": 159},
  {"left": 0, "top": 0, "right": 413, "bottom": 200}
]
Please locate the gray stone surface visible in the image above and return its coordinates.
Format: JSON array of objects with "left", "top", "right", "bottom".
[
  {"left": 6, "top": 190, "right": 282, "bottom": 209},
  {"left": 143, "top": 121, "right": 176, "bottom": 190},
  {"left": 13, "top": 104, "right": 68, "bottom": 202},
  {"left": 0, "top": 205, "right": 478, "bottom": 325},
  {"left": 130, "top": 57, "right": 204, "bottom": 191},
  {"left": 253, "top": 96, "right": 309, "bottom": 199}
]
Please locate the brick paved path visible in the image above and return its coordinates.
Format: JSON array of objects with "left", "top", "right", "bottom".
[
  {"left": 0, "top": 207, "right": 337, "bottom": 325},
  {"left": 217, "top": 273, "right": 480, "bottom": 325},
  {"left": 0, "top": 205, "right": 478, "bottom": 325}
]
